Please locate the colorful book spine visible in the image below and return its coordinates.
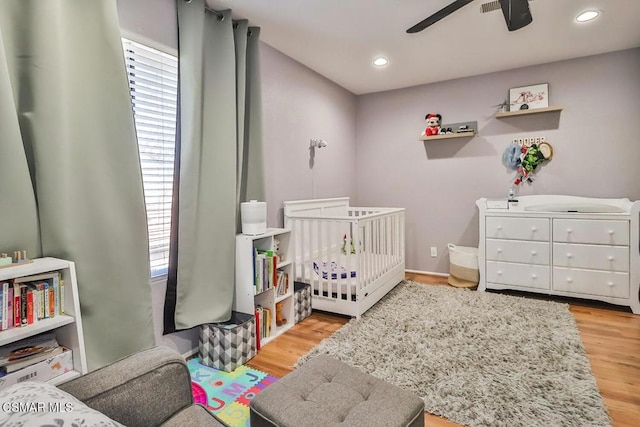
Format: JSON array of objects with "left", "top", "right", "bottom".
[
  {"left": 42, "top": 282, "right": 49, "bottom": 319},
  {"left": 52, "top": 276, "right": 60, "bottom": 317},
  {"left": 13, "top": 283, "right": 21, "bottom": 327},
  {"left": 59, "top": 279, "right": 65, "bottom": 314},
  {"left": 254, "top": 307, "right": 261, "bottom": 350},
  {"left": 7, "top": 286, "right": 13, "bottom": 329},
  {"left": 0, "top": 282, "right": 5, "bottom": 330},
  {"left": 26, "top": 287, "right": 34, "bottom": 325},
  {"left": 20, "top": 284, "right": 27, "bottom": 327},
  {"left": 49, "top": 282, "right": 55, "bottom": 318},
  {"left": 36, "top": 282, "right": 44, "bottom": 320}
]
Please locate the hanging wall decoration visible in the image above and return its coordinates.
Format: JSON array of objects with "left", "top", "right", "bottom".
[{"left": 502, "top": 139, "right": 553, "bottom": 186}]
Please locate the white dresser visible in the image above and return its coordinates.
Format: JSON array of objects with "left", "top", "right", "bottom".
[{"left": 476, "top": 195, "right": 640, "bottom": 314}]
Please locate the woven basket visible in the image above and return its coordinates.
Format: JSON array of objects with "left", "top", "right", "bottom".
[{"left": 447, "top": 244, "right": 479, "bottom": 289}]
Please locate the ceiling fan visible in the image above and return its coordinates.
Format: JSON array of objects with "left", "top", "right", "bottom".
[{"left": 406, "top": 0, "right": 532, "bottom": 34}]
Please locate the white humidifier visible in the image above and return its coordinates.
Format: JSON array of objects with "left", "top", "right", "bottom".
[{"left": 240, "top": 200, "right": 267, "bottom": 235}]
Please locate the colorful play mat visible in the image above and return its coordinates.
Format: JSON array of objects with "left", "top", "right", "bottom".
[{"left": 188, "top": 359, "right": 278, "bottom": 427}]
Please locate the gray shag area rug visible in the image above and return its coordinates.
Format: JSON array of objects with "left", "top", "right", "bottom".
[{"left": 297, "top": 281, "right": 611, "bottom": 427}]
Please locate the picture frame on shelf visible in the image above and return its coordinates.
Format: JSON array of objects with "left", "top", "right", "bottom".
[{"left": 509, "top": 83, "right": 549, "bottom": 112}]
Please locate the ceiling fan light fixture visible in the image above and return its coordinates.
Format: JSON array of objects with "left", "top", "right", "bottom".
[
  {"left": 576, "top": 10, "right": 600, "bottom": 22},
  {"left": 373, "top": 56, "right": 389, "bottom": 67}
]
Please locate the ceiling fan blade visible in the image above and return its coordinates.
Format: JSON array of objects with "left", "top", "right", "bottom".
[{"left": 406, "top": 0, "right": 475, "bottom": 33}]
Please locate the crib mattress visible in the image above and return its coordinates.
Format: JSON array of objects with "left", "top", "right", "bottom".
[
  {"left": 297, "top": 253, "right": 392, "bottom": 297},
  {"left": 313, "top": 261, "right": 357, "bottom": 280}
]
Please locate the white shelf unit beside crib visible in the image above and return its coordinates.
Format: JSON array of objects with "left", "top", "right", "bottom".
[{"left": 235, "top": 228, "right": 295, "bottom": 347}]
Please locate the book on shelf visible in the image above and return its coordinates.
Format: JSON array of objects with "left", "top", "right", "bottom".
[
  {"left": 0, "top": 282, "right": 7, "bottom": 330},
  {"left": 275, "top": 271, "right": 290, "bottom": 296},
  {"left": 20, "top": 284, "right": 27, "bottom": 327},
  {"left": 0, "top": 272, "right": 64, "bottom": 332},
  {"left": 0, "top": 333, "right": 62, "bottom": 375},
  {"left": 255, "top": 250, "right": 278, "bottom": 294},
  {"left": 6, "top": 285, "right": 13, "bottom": 330},
  {"left": 13, "top": 283, "right": 20, "bottom": 328},
  {"left": 263, "top": 307, "right": 271, "bottom": 338},
  {"left": 254, "top": 307, "right": 261, "bottom": 350}
]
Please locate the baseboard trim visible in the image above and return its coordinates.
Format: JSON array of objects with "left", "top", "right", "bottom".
[
  {"left": 182, "top": 348, "right": 198, "bottom": 360},
  {"left": 405, "top": 269, "right": 449, "bottom": 277}
]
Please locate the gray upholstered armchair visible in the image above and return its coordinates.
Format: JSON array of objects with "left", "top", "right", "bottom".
[{"left": 59, "top": 346, "right": 225, "bottom": 427}]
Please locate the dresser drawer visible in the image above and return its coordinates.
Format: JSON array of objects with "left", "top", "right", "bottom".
[
  {"left": 486, "top": 261, "right": 550, "bottom": 289},
  {"left": 486, "top": 217, "right": 549, "bottom": 241},
  {"left": 553, "top": 219, "right": 629, "bottom": 245},
  {"left": 486, "top": 239, "right": 549, "bottom": 265},
  {"left": 553, "top": 267, "right": 629, "bottom": 298},
  {"left": 553, "top": 243, "right": 629, "bottom": 272}
]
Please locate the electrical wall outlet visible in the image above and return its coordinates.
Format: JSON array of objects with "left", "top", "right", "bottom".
[{"left": 430, "top": 247, "right": 437, "bottom": 257}]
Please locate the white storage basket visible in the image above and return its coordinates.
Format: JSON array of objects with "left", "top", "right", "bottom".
[{"left": 447, "top": 243, "right": 479, "bottom": 289}]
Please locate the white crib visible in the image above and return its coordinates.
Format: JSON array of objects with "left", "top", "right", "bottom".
[{"left": 284, "top": 197, "right": 405, "bottom": 319}]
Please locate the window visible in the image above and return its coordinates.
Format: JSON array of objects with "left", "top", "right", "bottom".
[{"left": 122, "top": 38, "right": 178, "bottom": 277}]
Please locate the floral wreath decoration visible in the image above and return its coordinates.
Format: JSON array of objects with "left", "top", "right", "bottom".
[{"left": 502, "top": 140, "right": 553, "bottom": 185}]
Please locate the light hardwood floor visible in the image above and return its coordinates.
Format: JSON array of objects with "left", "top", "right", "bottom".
[{"left": 246, "top": 273, "right": 640, "bottom": 426}]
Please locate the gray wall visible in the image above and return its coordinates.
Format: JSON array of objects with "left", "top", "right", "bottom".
[
  {"left": 356, "top": 48, "right": 640, "bottom": 273},
  {"left": 260, "top": 43, "right": 358, "bottom": 226}
]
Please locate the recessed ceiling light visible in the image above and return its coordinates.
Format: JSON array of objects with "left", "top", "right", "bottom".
[
  {"left": 373, "top": 56, "right": 389, "bottom": 67},
  {"left": 576, "top": 10, "right": 600, "bottom": 22}
]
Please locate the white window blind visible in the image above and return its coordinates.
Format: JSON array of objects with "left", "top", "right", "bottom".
[{"left": 122, "top": 38, "right": 178, "bottom": 277}]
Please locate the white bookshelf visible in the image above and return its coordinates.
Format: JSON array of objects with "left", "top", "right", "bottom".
[
  {"left": 235, "top": 228, "right": 295, "bottom": 347},
  {"left": 0, "top": 258, "right": 88, "bottom": 385}
]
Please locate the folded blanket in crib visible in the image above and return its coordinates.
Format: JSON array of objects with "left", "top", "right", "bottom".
[{"left": 313, "top": 261, "right": 357, "bottom": 280}]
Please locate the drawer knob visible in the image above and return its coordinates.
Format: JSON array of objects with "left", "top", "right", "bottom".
[
  {"left": 608, "top": 256, "right": 614, "bottom": 261},
  {"left": 497, "top": 226, "right": 503, "bottom": 230},
  {"left": 608, "top": 230, "right": 614, "bottom": 235},
  {"left": 607, "top": 281, "right": 615, "bottom": 287},
  {"left": 531, "top": 226, "right": 537, "bottom": 232},
  {"left": 497, "top": 248, "right": 503, "bottom": 253},
  {"left": 567, "top": 277, "right": 573, "bottom": 283},
  {"left": 566, "top": 253, "right": 573, "bottom": 258},
  {"left": 497, "top": 270, "right": 503, "bottom": 275},
  {"left": 531, "top": 274, "right": 537, "bottom": 279},
  {"left": 531, "top": 250, "right": 537, "bottom": 255},
  {"left": 567, "top": 228, "right": 573, "bottom": 233}
]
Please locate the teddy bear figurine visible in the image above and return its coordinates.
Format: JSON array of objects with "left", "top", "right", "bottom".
[{"left": 422, "top": 113, "right": 442, "bottom": 136}]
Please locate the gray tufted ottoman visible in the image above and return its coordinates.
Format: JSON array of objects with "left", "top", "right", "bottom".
[{"left": 250, "top": 355, "right": 425, "bottom": 427}]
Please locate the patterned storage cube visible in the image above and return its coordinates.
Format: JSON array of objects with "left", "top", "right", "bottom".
[
  {"left": 294, "top": 281, "right": 312, "bottom": 323},
  {"left": 199, "top": 311, "right": 256, "bottom": 372}
]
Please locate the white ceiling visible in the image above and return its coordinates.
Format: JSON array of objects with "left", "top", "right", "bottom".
[{"left": 207, "top": 0, "right": 640, "bottom": 95}]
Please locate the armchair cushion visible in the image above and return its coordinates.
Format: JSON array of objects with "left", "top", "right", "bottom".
[
  {"left": 59, "top": 346, "right": 224, "bottom": 427},
  {"left": 0, "top": 381, "right": 123, "bottom": 426}
]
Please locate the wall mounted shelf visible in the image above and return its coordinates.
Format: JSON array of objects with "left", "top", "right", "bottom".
[
  {"left": 495, "top": 106, "right": 563, "bottom": 118},
  {"left": 419, "top": 132, "right": 475, "bottom": 141}
]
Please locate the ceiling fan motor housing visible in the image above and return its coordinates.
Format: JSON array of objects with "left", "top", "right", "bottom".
[{"left": 499, "top": 0, "right": 533, "bottom": 31}]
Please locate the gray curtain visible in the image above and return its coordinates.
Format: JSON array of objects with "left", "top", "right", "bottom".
[
  {"left": 167, "top": 0, "right": 264, "bottom": 330},
  {"left": 236, "top": 22, "right": 266, "bottom": 226},
  {"left": 0, "top": 0, "right": 154, "bottom": 370}
]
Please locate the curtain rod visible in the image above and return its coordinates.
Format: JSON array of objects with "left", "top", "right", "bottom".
[
  {"left": 186, "top": 1, "right": 251, "bottom": 31},
  {"left": 204, "top": 6, "right": 224, "bottom": 20},
  {"left": 205, "top": 6, "right": 251, "bottom": 31},
  {"left": 182, "top": 1, "right": 224, "bottom": 20}
]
